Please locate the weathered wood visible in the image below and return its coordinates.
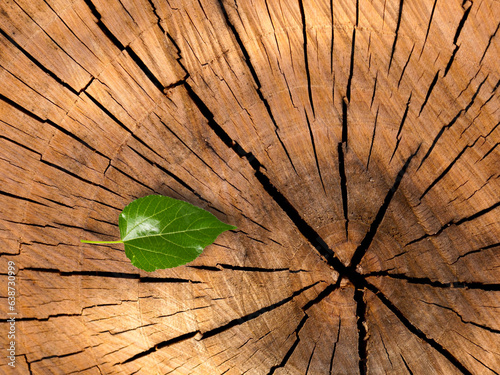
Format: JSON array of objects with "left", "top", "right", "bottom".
[{"left": 0, "top": 0, "right": 498, "bottom": 373}]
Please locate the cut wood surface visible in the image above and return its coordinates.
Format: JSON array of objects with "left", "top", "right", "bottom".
[{"left": 0, "top": 0, "right": 498, "bottom": 373}]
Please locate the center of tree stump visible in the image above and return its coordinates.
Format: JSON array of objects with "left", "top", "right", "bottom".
[{"left": 333, "top": 241, "right": 358, "bottom": 266}]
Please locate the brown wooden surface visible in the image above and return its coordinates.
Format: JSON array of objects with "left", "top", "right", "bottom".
[{"left": 0, "top": 0, "right": 498, "bottom": 373}]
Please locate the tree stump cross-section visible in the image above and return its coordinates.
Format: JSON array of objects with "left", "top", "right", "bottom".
[{"left": 0, "top": 0, "right": 499, "bottom": 373}]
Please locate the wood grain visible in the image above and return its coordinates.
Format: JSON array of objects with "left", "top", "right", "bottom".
[{"left": 0, "top": 0, "right": 498, "bottom": 373}]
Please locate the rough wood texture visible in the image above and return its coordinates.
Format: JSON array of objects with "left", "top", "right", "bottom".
[{"left": 0, "top": 0, "right": 498, "bottom": 373}]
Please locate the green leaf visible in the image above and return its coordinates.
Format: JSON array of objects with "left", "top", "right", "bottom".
[{"left": 82, "top": 195, "right": 236, "bottom": 272}]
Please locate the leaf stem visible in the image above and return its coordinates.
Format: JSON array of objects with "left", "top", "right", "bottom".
[{"left": 80, "top": 239, "right": 124, "bottom": 244}]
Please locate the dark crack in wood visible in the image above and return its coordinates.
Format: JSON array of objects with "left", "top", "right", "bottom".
[
  {"left": 305, "top": 342, "right": 317, "bottom": 375},
  {"left": 202, "top": 282, "right": 321, "bottom": 340},
  {"left": 451, "top": 242, "right": 500, "bottom": 265},
  {"left": 121, "top": 331, "right": 199, "bottom": 364},
  {"left": 267, "top": 314, "right": 309, "bottom": 375},
  {"left": 419, "top": 0, "right": 438, "bottom": 59},
  {"left": 419, "top": 300, "right": 500, "bottom": 334},
  {"left": 367, "top": 106, "right": 380, "bottom": 170},
  {"left": 470, "top": 354, "right": 500, "bottom": 375},
  {"left": 391, "top": 93, "right": 412, "bottom": 162},
  {"left": 420, "top": 136, "right": 482, "bottom": 200},
  {"left": 419, "top": 71, "right": 439, "bottom": 116},
  {"left": 346, "top": 0, "right": 359, "bottom": 104},
  {"left": 349, "top": 146, "right": 420, "bottom": 269},
  {"left": 444, "top": 2, "right": 472, "bottom": 77},
  {"left": 338, "top": 142, "right": 349, "bottom": 238},
  {"left": 329, "top": 316, "right": 342, "bottom": 374},
  {"left": 216, "top": 0, "right": 297, "bottom": 173},
  {"left": 305, "top": 111, "right": 326, "bottom": 193},
  {"left": 401, "top": 354, "right": 414, "bottom": 374},
  {"left": 365, "top": 271, "right": 500, "bottom": 291},
  {"left": 480, "top": 22, "right": 500, "bottom": 65},
  {"left": 364, "top": 281, "right": 473, "bottom": 375},
  {"left": 354, "top": 287, "right": 368, "bottom": 375},
  {"left": 398, "top": 43, "right": 415, "bottom": 88},
  {"left": 418, "top": 75, "right": 488, "bottom": 170},
  {"left": 298, "top": 0, "right": 315, "bottom": 117},
  {"left": 371, "top": 72, "right": 378, "bottom": 108},
  {"left": 406, "top": 200, "right": 500, "bottom": 247},
  {"left": 388, "top": 0, "right": 405, "bottom": 73},
  {"left": 83, "top": 0, "right": 125, "bottom": 51}
]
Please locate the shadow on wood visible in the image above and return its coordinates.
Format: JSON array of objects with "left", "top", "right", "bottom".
[{"left": 0, "top": 0, "right": 499, "bottom": 373}]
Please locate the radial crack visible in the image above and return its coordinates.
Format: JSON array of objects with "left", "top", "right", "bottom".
[
  {"left": 109, "top": 164, "right": 157, "bottom": 193},
  {"left": 183, "top": 81, "right": 348, "bottom": 272},
  {"left": 398, "top": 43, "right": 415, "bottom": 88},
  {"left": 380, "top": 335, "right": 393, "bottom": 366},
  {"left": 329, "top": 0, "right": 334, "bottom": 74},
  {"left": 365, "top": 281, "right": 473, "bottom": 375},
  {"left": 202, "top": 282, "right": 320, "bottom": 340},
  {"left": 390, "top": 93, "right": 412, "bottom": 162},
  {"left": 366, "top": 106, "right": 380, "bottom": 169},
  {"left": 1, "top": 313, "right": 82, "bottom": 322},
  {"left": 451, "top": 242, "right": 500, "bottom": 265},
  {"left": 388, "top": 0, "right": 405, "bottom": 73},
  {"left": 121, "top": 331, "right": 198, "bottom": 364},
  {"left": 401, "top": 354, "right": 414, "bottom": 374},
  {"left": 0, "top": 190, "right": 48, "bottom": 207},
  {"left": 83, "top": 0, "right": 126, "bottom": 51},
  {"left": 418, "top": 75, "right": 488, "bottom": 170},
  {"left": 298, "top": 0, "right": 315, "bottom": 116},
  {"left": 146, "top": 0, "right": 165, "bottom": 33},
  {"left": 305, "top": 342, "right": 317, "bottom": 375},
  {"left": 267, "top": 314, "right": 309, "bottom": 375},
  {"left": 349, "top": 146, "right": 420, "bottom": 269},
  {"left": 406, "top": 200, "right": 500, "bottom": 246},
  {"left": 339, "top": 95, "right": 350, "bottom": 237},
  {"left": 346, "top": 0, "right": 358, "bottom": 103},
  {"left": 22, "top": 354, "right": 33, "bottom": 375},
  {"left": 480, "top": 22, "right": 500, "bottom": 65},
  {"left": 371, "top": 72, "right": 378, "bottom": 108},
  {"left": 305, "top": 111, "right": 325, "bottom": 192},
  {"left": 0, "top": 27, "right": 80, "bottom": 95},
  {"left": 354, "top": 287, "right": 368, "bottom": 375},
  {"left": 121, "top": 284, "right": 320, "bottom": 365},
  {"left": 216, "top": 264, "right": 306, "bottom": 273},
  {"left": 124, "top": 46, "right": 165, "bottom": 93},
  {"left": 216, "top": 0, "right": 297, "bottom": 173},
  {"left": 255, "top": 171, "right": 346, "bottom": 272},
  {"left": 329, "top": 316, "right": 342, "bottom": 374},
  {"left": 470, "top": 354, "right": 500, "bottom": 375},
  {"left": 419, "top": 136, "right": 481, "bottom": 200},
  {"left": 29, "top": 350, "right": 85, "bottom": 364},
  {"left": 365, "top": 270, "right": 500, "bottom": 291},
  {"left": 338, "top": 142, "right": 349, "bottom": 238},
  {"left": 302, "top": 282, "right": 338, "bottom": 311},
  {"left": 419, "top": 300, "right": 500, "bottom": 334},
  {"left": 444, "top": 2, "right": 472, "bottom": 77},
  {"left": 419, "top": 71, "right": 439, "bottom": 116},
  {"left": 419, "top": 0, "right": 438, "bottom": 58}
]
